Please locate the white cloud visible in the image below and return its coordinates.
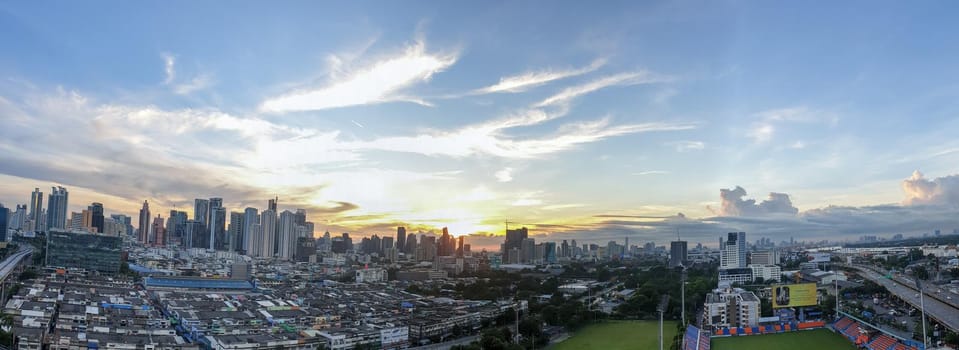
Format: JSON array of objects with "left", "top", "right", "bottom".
[
  {"left": 260, "top": 40, "right": 457, "bottom": 113},
  {"left": 162, "top": 53, "right": 176, "bottom": 84},
  {"left": 748, "top": 124, "right": 774, "bottom": 143},
  {"left": 512, "top": 198, "right": 543, "bottom": 206},
  {"left": 475, "top": 58, "right": 606, "bottom": 94},
  {"left": 902, "top": 170, "right": 959, "bottom": 206},
  {"left": 791, "top": 141, "right": 806, "bottom": 149},
  {"left": 535, "top": 71, "right": 669, "bottom": 108},
  {"left": 633, "top": 170, "right": 669, "bottom": 176},
  {"left": 173, "top": 74, "right": 214, "bottom": 95},
  {"left": 669, "top": 140, "right": 705, "bottom": 152},
  {"left": 495, "top": 167, "right": 514, "bottom": 182}
]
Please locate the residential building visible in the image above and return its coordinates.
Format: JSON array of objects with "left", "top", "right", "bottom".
[
  {"left": 703, "top": 283, "right": 761, "bottom": 329},
  {"left": 670, "top": 240, "right": 688, "bottom": 267}
]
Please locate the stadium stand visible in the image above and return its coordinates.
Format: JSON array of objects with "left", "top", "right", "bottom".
[
  {"left": 683, "top": 326, "right": 710, "bottom": 350},
  {"left": 868, "top": 334, "right": 898, "bottom": 350}
]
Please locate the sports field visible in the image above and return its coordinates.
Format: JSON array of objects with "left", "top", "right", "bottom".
[
  {"left": 711, "top": 329, "right": 856, "bottom": 350},
  {"left": 554, "top": 320, "right": 677, "bottom": 350}
]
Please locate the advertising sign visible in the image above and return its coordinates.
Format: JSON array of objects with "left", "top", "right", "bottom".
[{"left": 772, "top": 283, "right": 817, "bottom": 308}]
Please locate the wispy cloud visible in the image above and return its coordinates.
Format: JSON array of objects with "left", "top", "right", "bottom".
[
  {"left": 495, "top": 167, "right": 513, "bottom": 182},
  {"left": 536, "top": 72, "right": 664, "bottom": 107},
  {"left": 668, "top": 140, "right": 705, "bottom": 152},
  {"left": 173, "top": 73, "right": 214, "bottom": 95},
  {"left": 161, "top": 53, "right": 175, "bottom": 84},
  {"left": 475, "top": 58, "right": 606, "bottom": 94},
  {"left": 633, "top": 170, "right": 670, "bottom": 176},
  {"left": 259, "top": 40, "right": 457, "bottom": 113}
]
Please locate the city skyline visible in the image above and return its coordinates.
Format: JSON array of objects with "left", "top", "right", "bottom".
[{"left": 2, "top": 2, "right": 959, "bottom": 248}]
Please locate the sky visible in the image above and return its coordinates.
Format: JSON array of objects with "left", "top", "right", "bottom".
[{"left": 2, "top": 1, "right": 959, "bottom": 250}]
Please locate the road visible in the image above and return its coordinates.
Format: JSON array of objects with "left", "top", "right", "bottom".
[
  {"left": 0, "top": 246, "right": 33, "bottom": 282},
  {"left": 846, "top": 264, "right": 959, "bottom": 332},
  {"left": 406, "top": 335, "right": 480, "bottom": 350}
]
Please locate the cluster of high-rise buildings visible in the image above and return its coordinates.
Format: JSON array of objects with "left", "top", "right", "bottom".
[{"left": 136, "top": 196, "right": 319, "bottom": 261}]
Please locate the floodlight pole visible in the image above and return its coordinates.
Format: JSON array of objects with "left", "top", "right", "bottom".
[
  {"left": 919, "top": 284, "right": 928, "bottom": 349},
  {"left": 835, "top": 278, "right": 839, "bottom": 320},
  {"left": 681, "top": 265, "right": 686, "bottom": 327}
]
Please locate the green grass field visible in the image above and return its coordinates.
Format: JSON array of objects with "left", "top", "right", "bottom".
[
  {"left": 711, "top": 329, "right": 856, "bottom": 350},
  {"left": 553, "top": 320, "right": 677, "bottom": 350}
]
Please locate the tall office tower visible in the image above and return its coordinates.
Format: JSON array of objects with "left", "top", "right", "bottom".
[
  {"left": 183, "top": 220, "right": 206, "bottom": 249},
  {"left": 571, "top": 239, "right": 578, "bottom": 256},
  {"left": 138, "top": 200, "right": 151, "bottom": 244},
  {"left": 259, "top": 209, "right": 277, "bottom": 258},
  {"left": 81, "top": 209, "right": 93, "bottom": 231},
  {"left": 166, "top": 210, "right": 188, "bottom": 246},
  {"left": 210, "top": 206, "right": 227, "bottom": 250},
  {"left": 503, "top": 227, "right": 528, "bottom": 255},
  {"left": 193, "top": 198, "right": 210, "bottom": 226},
  {"left": 383, "top": 236, "right": 394, "bottom": 250},
  {"left": 69, "top": 212, "right": 84, "bottom": 231},
  {"left": 404, "top": 233, "right": 417, "bottom": 255},
  {"left": 0, "top": 204, "right": 9, "bottom": 242},
  {"left": 209, "top": 197, "right": 223, "bottom": 210},
  {"left": 268, "top": 197, "right": 278, "bottom": 212},
  {"left": 11, "top": 204, "right": 26, "bottom": 231},
  {"left": 277, "top": 210, "right": 296, "bottom": 260},
  {"left": 561, "top": 240, "right": 570, "bottom": 258},
  {"left": 248, "top": 223, "right": 262, "bottom": 256},
  {"left": 304, "top": 222, "right": 315, "bottom": 237},
  {"left": 521, "top": 238, "right": 536, "bottom": 263},
  {"left": 438, "top": 227, "right": 453, "bottom": 256},
  {"left": 625, "top": 237, "right": 629, "bottom": 254},
  {"left": 294, "top": 209, "right": 306, "bottom": 226},
  {"left": 228, "top": 211, "right": 244, "bottom": 252},
  {"left": 720, "top": 232, "right": 747, "bottom": 269},
  {"left": 369, "top": 234, "right": 382, "bottom": 254},
  {"left": 242, "top": 207, "right": 258, "bottom": 253},
  {"left": 396, "top": 226, "right": 407, "bottom": 253},
  {"left": 152, "top": 215, "right": 165, "bottom": 246},
  {"left": 29, "top": 188, "right": 43, "bottom": 224},
  {"left": 46, "top": 186, "right": 69, "bottom": 231},
  {"left": 88, "top": 202, "right": 104, "bottom": 233},
  {"left": 111, "top": 214, "right": 133, "bottom": 236},
  {"left": 456, "top": 236, "right": 465, "bottom": 257},
  {"left": 670, "top": 240, "right": 688, "bottom": 267}
]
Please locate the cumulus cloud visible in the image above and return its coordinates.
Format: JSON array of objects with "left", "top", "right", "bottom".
[
  {"left": 475, "top": 58, "right": 606, "bottom": 94},
  {"left": 902, "top": 170, "right": 959, "bottom": 206},
  {"left": 711, "top": 186, "right": 799, "bottom": 216},
  {"left": 259, "top": 40, "right": 457, "bottom": 112}
]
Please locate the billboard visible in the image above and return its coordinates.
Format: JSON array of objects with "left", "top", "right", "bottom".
[
  {"left": 807, "top": 253, "right": 831, "bottom": 263},
  {"left": 772, "top": 283, "right": 817, "bottom": 308}
]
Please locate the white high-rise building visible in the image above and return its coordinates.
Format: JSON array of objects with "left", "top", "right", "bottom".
[
  {"left": 259, "top": 210, "right": 276, "bottom": 259},
  {"left": 703, "top": 282, "right": 761, "bottom": 329},
  {"left": 277, "top": 210, "right": 296, "bottom": 260},
  {"left": 720, "top": 232, "right": 747, "bottom": 269},
  {"left": 46, "top": 186, "right": 69, "bottom": 231},
  {"left": 242, "top": 207, "right": 258, "bottom": 253}
]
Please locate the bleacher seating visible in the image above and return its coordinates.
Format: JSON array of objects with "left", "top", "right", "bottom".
[
  {"left": 868, "top": 334, "right": 898, "bottom": 350},
  {"left": 840, "top": 321, "right": 861, "bottom": 340},
  {"left": 833, "top": 317, "right": 854, "bottom": 332},
  {"left": 682, "top": 326, "right": 710, "bottom": 350}
]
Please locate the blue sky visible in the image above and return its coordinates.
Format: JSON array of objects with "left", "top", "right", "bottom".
[{"left": 2, "top": 1, "right": 959, "bottom": 248}]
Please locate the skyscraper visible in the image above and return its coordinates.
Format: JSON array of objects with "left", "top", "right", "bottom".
[
  {"left": 259, "top": 209, "right": 277, "bottom": 258},
  {"left": 111, "top": 214, "right": 133, "bottom": 236},
  {"left": 268, "top": 196, "right": 278, "bottom": 212},
  {"left": 670, "top": 240, "right": 688, "bottom": 267},
  {"left": 138, "top": 200, "right": 150, "bottom": 244},
  {"left": 29, "top": 188, "right": 43, "bottom": 228},
  {"left": 396, "top": 226, "right": 407, "bottom": 253},
  {"left": 0, "top": 204, "right": 9, "bottom": 242},
  {"left": 277, "top": 210, "right": 296, "bottom": 260},
  {"left": 503, "top": 227, "right": 528, "bottom": 255},
  {"left": 194, "top": 198, "right": 209, "bottom": 226},
  {"left": 170, "top": 210, "right": 188, "bottom": 246},
  {"left": 720, "top": 232, "right": 747, "bottom": 269},
  {"left": 90, "top": 202, "right": 104, "bottom": 233},
  {"left": 242, "top": 207, "right": 258, "bottom": 254},
  {"left": 210, "top": 206, "right": 226, "bottom": 250},
  {"left": 152, "top": 215, "right": 165, "bottom": 246},
  {"left": 46, "top": 186, "right": 69, "bottom": 231},
  {"left": 228, "top": 211, "right": 244, "bottom": 252}
]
